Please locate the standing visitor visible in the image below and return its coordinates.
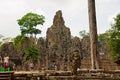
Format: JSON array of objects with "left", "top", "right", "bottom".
[
  {"left": 29, "top": 60, "right": 34, "bottom": 71},
  {"left": 4, "top": 53, "right": 9, "bottom": 71},
  {"left": 13, "top": 63, "right": 16, "bottom": 71}
]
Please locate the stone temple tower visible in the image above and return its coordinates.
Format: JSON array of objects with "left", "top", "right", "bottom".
[{"left": 46, "top": 10, "right": 71, "bottom": 70}]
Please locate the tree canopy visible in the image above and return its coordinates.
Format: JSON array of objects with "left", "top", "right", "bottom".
[
  {"left": 14, "top": 12, "right": 45, "bottom": 64},
  {"left": 17, "top": 12, "right": 45, "bottom": 37},
  {"left": 108, "top": 14, "right": 120, "bottom": 64},
  {"left": 13, "top": 35, "right": 30, "bottom": 50},
  {"left": 0, "top": 34, "right": 13, "bottom": 47},
  {"left": 24, "top": 46, "right": 40, "bottom": 64},
  {"left": 79, "top": 30, "right": 89, "bottom": 38},
  {"left": 98, "top": 31, "right": 110, "bottom": 48}
]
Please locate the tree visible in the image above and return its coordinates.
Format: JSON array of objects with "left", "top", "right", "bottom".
[
  {"left": 98, "top": 32, "right": 109, "bottom": 48},
  {"left": 0, "top": 34, "right": 13, "bottom": 46},
  {"left": 24, "top": 46, "right": 40, "bottom": 64},
  {"left": 13, "top": 35, "right": 30, "bottom": 50},
  {"left": 0, "top": 34, "right": 4, "bottom": 46},
  {"left": 108, "top": 14, "right": 120, "bottom": 64},
  {"left": 0, "top": 34, "right": 3, "bottom": 39},
  {"left": 88, "top": 0, "right": 99, "bottom": 69},
  {"left": 79, "top": 30, "right": 89, "bottom": 38},
  {"left": 17, "top": 12, "right": 45, "bottom": 37}
]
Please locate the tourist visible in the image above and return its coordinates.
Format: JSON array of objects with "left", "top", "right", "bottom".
[
  {"left": 29, "top": 61, "right": 34, "bottom": 71},
  {"left": 3, "top": 53, "right": 9, "bottom": 71},
  {"left": 54, "top": 65, "right": 57, "bottom": 70},
  {"left": 13, "top": 63, "right": 16, "bottom": 71}
]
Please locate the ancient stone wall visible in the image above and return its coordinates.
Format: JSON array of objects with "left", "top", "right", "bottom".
[{"left": 0, "top": 10, "right": 119, "bottom": 71}]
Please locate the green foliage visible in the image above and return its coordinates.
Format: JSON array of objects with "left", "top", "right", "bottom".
[
  {"left": 0, "top": 34, "right": 3, "bottom": 46},
  {"left": 0, "top": 34, "right": 13, "bottom": 47},
  {"left": 17, "top": 12, "right": 45, "bottom": 37},
  {"left": 24, "top": 46, "right": 40, "bottom": 64},
  {"left": 13, "top": 35, "right": 30, "bottom": 50},
  {"left": 0, "top": 34, "right": 4, "bottom": 39},
  {"left": 2, "top": 37, "right": 12, "bottom": 43},
  {"left": 108, "top": 14, "right": 120, "bottom": 63},
  {"left": 79, "top": 30, "right": 89, "bottom": 38},
  {"left": 13, "top": 35, "right": 23, "bottom": 50},
  {"left": 98, "top": 31, "right": 110, "bottom": 48}
]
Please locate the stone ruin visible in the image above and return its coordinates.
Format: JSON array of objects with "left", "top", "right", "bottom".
[
  {"left": 46, "top": 10, "right": 77, "bottom": 70},
  {"left": 0, "top": 10, "right": 120, "bottom": 71}
]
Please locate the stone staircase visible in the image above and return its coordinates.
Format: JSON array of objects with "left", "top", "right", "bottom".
[{"left": 81, "top": 57, "right": 120, "bottom": 70}]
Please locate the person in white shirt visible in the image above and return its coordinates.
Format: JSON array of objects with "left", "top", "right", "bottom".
[{"left": 4, "top": 53, "right": 9, "bottom": 70}]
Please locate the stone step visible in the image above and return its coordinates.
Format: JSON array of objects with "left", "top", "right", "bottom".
[{"left": 80, "top": 58, "right": 120, "bottom": 70}]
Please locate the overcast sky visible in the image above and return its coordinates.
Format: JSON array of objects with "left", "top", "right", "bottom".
[{"left": 0, "top": 0, "right": 120, "bottom": 38}]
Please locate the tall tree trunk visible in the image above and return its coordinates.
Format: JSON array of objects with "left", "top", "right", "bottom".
[{"left": 88, "top": 0, "right": 99, "bottom": 69}]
